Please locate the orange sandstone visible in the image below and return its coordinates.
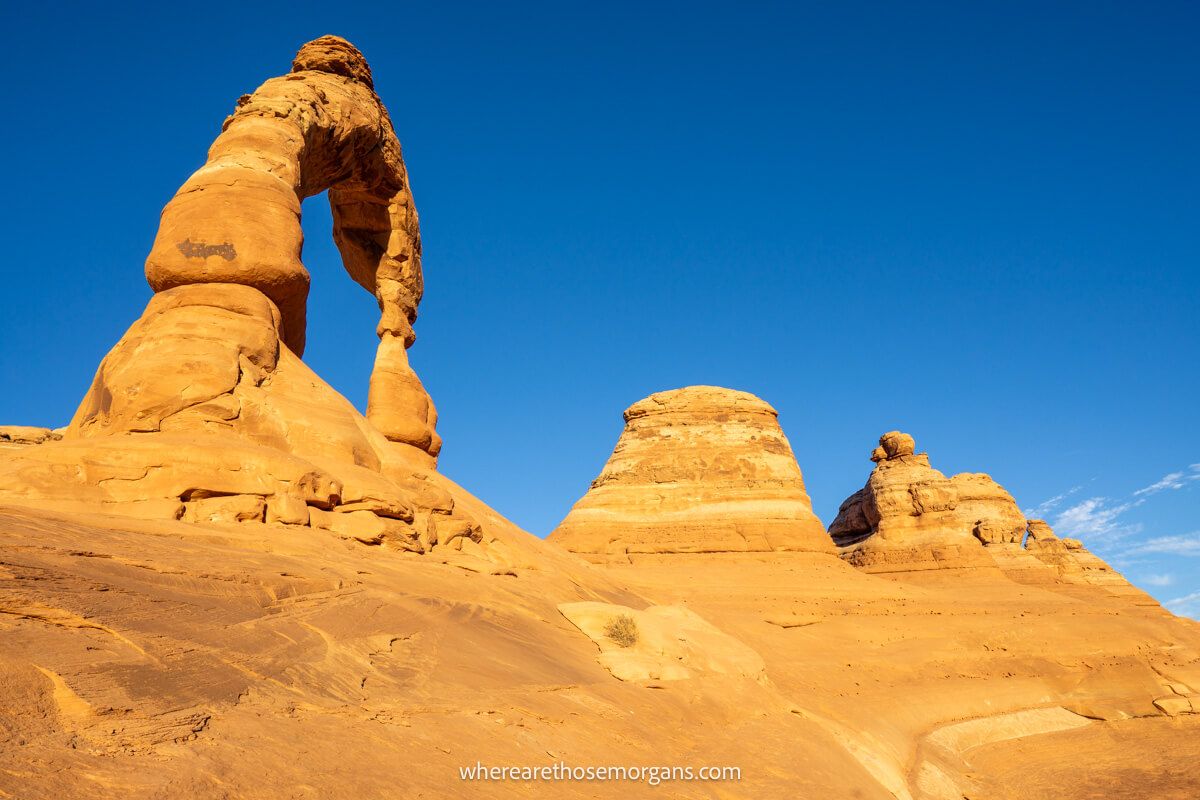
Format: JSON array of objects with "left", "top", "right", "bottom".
[
  {"left": 0, "top": 36, "right": 1198, "bottom": 800},
  {"left": 550, "top": 386, "right": 832, "bottom": 561}
]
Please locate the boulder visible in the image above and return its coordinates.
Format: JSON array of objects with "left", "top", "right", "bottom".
[{"left": 183, "top": 495, "right": 267, "bottom": 524}]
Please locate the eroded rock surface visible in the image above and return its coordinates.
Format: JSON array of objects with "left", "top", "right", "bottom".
[
  {"left": 557, "top": 601, "right": 768, "bottom": 683},
  {"left": 549, "top": 386, "right": 832, "bottom": 562},
  {"left": 0, "top": 37, "right": 495, "bottom": 569},
  {"left": 2, "top": 34, "right": 1199, "bottom": 800},
  {"left": 1022, "top": 518, "right": 1136, "bottom": 589},
  {"left": 829, "top": 432, "right": 1138, "bottom": 592},
  {"left": 0, "top": 426, "right": 61, "bottom": 449},
  {"left": 829, "top": 432, "right": 995, "bottom": 570},
  {"left": 144, "top": 34, "right": 437, "bottom": 458}
]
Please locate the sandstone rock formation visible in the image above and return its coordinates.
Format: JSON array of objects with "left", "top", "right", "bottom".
[
  {"left": 143, "top": 34, "right": 438, "bottom": 458},
  {"left": 0, "top": 425, "right": 61, "bottom": 449},
  {"left": 830, "top": 432, "right": 1140, "bottom": 594},
  {"left": 3, "top": 35, "right": 1200, "bottom": 800},
  {"left": 1022, "top": 518, "right": 1133, "bottom": 588},
  {"left": 549, "top": 386, "right": 832, "bottom": 562},
  {"left": 829, "top": 431, "right": 999, "bottom": 570},
  {"left": 0, "top": 37, "right": 503, "bottom": 572},
  {"left": 4, "top": 497, "right": 1199, "bottom": 800}
]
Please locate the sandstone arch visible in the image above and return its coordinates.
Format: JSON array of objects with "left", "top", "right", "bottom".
[{"left": 143, "top": 35, "right": 437, "bottom": 456}]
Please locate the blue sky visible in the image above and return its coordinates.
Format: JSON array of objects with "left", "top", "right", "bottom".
[{"left": 1, "top": 2, "right": 1196, "bottom": 613}]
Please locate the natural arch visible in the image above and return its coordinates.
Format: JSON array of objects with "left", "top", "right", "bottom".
[{"left": 143, "top": 36, "right": 438, "bottom": 456}]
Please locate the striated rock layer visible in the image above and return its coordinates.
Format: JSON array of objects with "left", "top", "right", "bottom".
[
  {"left": 549, "top": 386, "right": 833, "bottom": 562},
  {"left": 0, "top": 426, "right": 61, "bottom": 450},
  {"left": 1022, "top": 518, "right": 1133, "bottom": 588},
  {"left": 829, "top": 431, "right": 999, "bottom": 570},
  {"left": 829, "top": 432, "right": 1142, "bottom": 595}
]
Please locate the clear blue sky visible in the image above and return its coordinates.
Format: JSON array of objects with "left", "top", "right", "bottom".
[{"left": 1, "top": 1, "right": 1197, "bottom": 613}]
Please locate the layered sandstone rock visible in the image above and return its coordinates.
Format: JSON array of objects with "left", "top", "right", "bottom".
[
  {"left": 0, "top": 37, "right": 509, "bottom": 570},
  {"left": 830, "top": 432, "right": 1140, "bottom": 593},
  {"left": 0, "top": 426, "right": 61, "bottom": 449},
  {"left": 549, "top": 386, "right": 832, "bottom": 562},
  {"left": 4, "top": 34, "right": 1200, "bottom": 800},
  {"left": 829, "top": 431, "right": 993, "bottom": 570},
  {"left": 831, "top": 432, "right": 1040, "bottom": 571},
  {"left": 2, "top": 501, "right": 1198, "bottom": 800},
  {"left": 1023, "top": 518, "right": 1135, "bottom": 589},
  {"left": 143, "top": 34, "right": 437, "bottom": 458}
]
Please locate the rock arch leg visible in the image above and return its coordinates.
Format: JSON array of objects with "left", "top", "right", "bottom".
[{"left": 142, "top": 35, "right": 439, "bottom": 462}]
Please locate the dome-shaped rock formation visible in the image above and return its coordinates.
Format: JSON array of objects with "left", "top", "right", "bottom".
[{"left": 549, "top": 386, "right": 832, "bottom": 562}]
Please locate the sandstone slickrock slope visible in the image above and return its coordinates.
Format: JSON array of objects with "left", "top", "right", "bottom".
[
  {"left": 543, "top": 413, "right": 1200, "bottom": 799},
  {"left": 549, "top": 386, "right": 833, "bottom": 561},
  {"left": 2, "top": 36, "right": 1200, "bottom": 800}
]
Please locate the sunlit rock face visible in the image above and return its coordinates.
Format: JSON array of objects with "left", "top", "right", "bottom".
[
  {"left": 827, "top": 431, "right": 993, "bottom": 570},
  {"left": 0, "top": 36, "right": 492, "bottom": 563},
  {"left": 1022, "top": 518, "right": 1137, "bottom": 590},
  {"left": 142, "top": 34, "right": 438, "bottom": 460},
  {"left": 829, "top": 432, "right": 1144, "bottom": 596},
  {"left": 1, "top": 34, "right": 1198, "bottom": 800},
  {"left": 550, "top": 386, "right": 833, "bottom": 562}
]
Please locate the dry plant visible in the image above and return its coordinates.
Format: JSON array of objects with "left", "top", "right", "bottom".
[{"left": 604, "top": 614, "right": 639, "bottom": 647}]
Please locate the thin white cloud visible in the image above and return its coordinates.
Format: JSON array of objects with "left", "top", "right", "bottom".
[
  {"left": 1141, "top": 573, "right": 1174, "bottom": 587},
  {"left": 1166, "top": 590, "right": 1200, "bottom": 619},
  {"left": 1027, "top": 463, "right": 1197, "bottom": 561},
  {"left": 1135, "top": 472, "right": 1185, "bottom": 495},
  {"left": 1023, "top": 485, "right": 1082, "bottom": 519},
  {"left": 1122, "top": 533, "right": 1200, "bottom": 557},
  {"left": 1134, "top": 464, "right": 1200, "bottom": 496},
  {"left": 1030, "top": 462, "right": 1199, "bottom": 549},
  {"left": 1051, "top": 497, "right": 1144, "bottom": 545}
]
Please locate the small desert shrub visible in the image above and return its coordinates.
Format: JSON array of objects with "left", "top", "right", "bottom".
[{"left": 604, "top": 614, "right": 639, "bottom": 647}]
